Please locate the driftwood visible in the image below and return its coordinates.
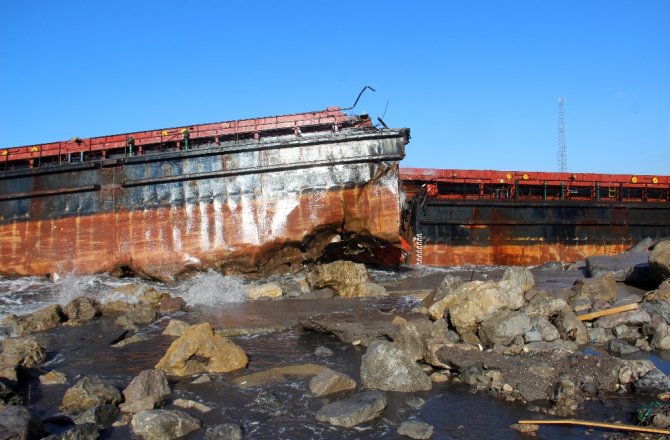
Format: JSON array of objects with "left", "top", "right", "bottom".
[
  {"left": 577, "top": 303, "right": 639, "bottom": 321},
  {"left": 518, "top": 418, "right": 670, "bottom": 435}
]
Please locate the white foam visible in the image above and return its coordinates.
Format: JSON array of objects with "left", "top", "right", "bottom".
[{"left": 178, "top": 270, "right": 246, "bottom": 306}]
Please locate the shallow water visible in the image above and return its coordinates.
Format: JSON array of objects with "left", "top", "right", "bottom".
[{"left": 0, "top": 266, "right": 661, "bottom": 439}]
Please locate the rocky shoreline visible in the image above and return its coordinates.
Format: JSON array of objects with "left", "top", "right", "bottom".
[{"left": 1, "top": 240, "right": 670, "bottom": 439}]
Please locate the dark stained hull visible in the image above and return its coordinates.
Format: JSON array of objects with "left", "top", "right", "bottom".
[{"left": 1, "top": 126, "right": 408, "bottom": 280}]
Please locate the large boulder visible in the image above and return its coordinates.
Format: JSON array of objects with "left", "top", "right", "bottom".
[
  {"left": 315, "top": 391, "right": 386, "bottom": 428},
  {"left": 571, "top": 274, "right": 617, "bottom": 304},
  {"left": 0, "top": 336, "right": 46, "bottom": 381},
  {"left": 586, "top": 252, "right": 651, "bottom": 283},
  {"left": 529, "top": 315, "right": 560, "bottom": 342},
  {"left": 60, "top": 377, "right": 122, "bottom": 414},
  {"left": 114, "top": 304, "right": 158, "bottom": 329},
  {"left": 62, "top": 297, "right": 101, "bottom": 325},
  {"left": 422, "top": 275, "right": 465, "bottom": 318},
  {"left": 155, "top": 323, "right": 247, "bottom": 376},
  {"left": 478, "top": 311, "right": 531, "bottom": 347},
  {"left": 306, "top": 261, "right": 386, "bottom": 297},
  {"left": 309, "top": 368, "right": 357, "bottom": 397},
  {"left": 650, "top": 240, "right": 670, "bottom": 283},
  {"left": 392, "top": 316, "right": 434, "bottom": 361},
  {"left": 121, "top": 369, "right": 171, "bottom": 413},
  {"left": 1, "top": 305, "right": 65, "bottom": 336},
  {"left": 595, "top": 309, "right": 651, "bottom": 329},
  {"left": 497, "top": 267, "right": 534, "bottom": 309},
  {"left": 50, "top": 423, "right": 100, "bottom": 440},
  {"left": 0, "top": 406, "right": 46, "bottom": 440},
  {"left": 651, "top": 322, "right": 670, "bottom": 350},
  {"left": 360, "top": 341, "right": 431, "bottom": 392},
  {"left": 447, "top": 281, "right": 504, "bottom": 335},
  {"left": 131, "top": 409, "right": 201, "bottom": 440},
  {"left": 74, "top": 404, "right": 119, "bottom": 428},
  {"left": 553, "top": 306, "right": 588, "bottom": 345}
]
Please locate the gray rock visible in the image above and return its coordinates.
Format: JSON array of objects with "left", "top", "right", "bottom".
[
  {"left": 1, "top": 305, "right": 65, "bottom": 336},
  {"left": 56, "top": 423, "right": 100, "bottom": 440},
  {"left": 571, "top": 274, "right": 617, "bottom": 304},
  {"left": 309, "top": 368, "right": 357, "bottom": 397},
  {"left": 651, "top": 322, "right": 670, "bottom": 350},
  {"left": 62, "top": 297, "right": 101, "bottom": 325},
  {"left": 74, "top": 404, "right": 118, "bottom": 428},
  {"left": 397, "top": 420, "right": 434, "bottom": 439},
  {"left": 595, "top": 309, "right": 651, "bottom": 329},
  {"left": 205, "top": 423, "right": 242, "bottom": 440},
  {"left": 650, "top": 240, "right": 670, "bottom": 283},
  {"left": 314, "top": 346, "right": 334, "bottom": 357},
  {"left": 522, "top": 293, "right": 567, "bottom": 319},
  {"left": 0, "top": 406, "right": 45, "bottom": 440},
  {"left": 121, "top": 369, "right": 171, "bottom": 413},
  {"left": 60, "top": 377, "right": 122, "bottom": 414},
  {"left": 131, "top": 409, "right": 201, "bottom": 440},
  {"left": 421, "top": 275, "right": 464, "bottom": 310},
  {"left": 634, "top": 370, "right": 670, "bottom": 394},
  {"left": 523, "top": 331, "right": 542, "bottom": 343},
  {"left": 360, "top": 341, "right": 431, "bottom": 392},
  {"left": 587, "top": 327, "right": 609, "bottom": 344},
  {"left": 392, "top": 316, "right": 433, "bottom": 361},
  {"left": 300, "top": 314, "right": 395, "bottom": 345},
  {"left": 528, "top": 315, "right": 560, "bottom": 342},
  {"left": 586, "top": 252, "right": 651, "bottom": 283},
  {"left": 478, "top": 311, "right": 531, "bottom": 347},
  {"left": 114, "top": 304, "right": 157, "bottom": 329},
  {"left": 553, "top": 306, "right": 588, "bottom": 344},
  {"left": 315, "top": 391, "right": 386, "bottom": 428},
  {"left": 608, "top": 339, "right": 640, "bottom": 355},
  {"left": 627, "top": 237, "right": 653, "bottom": 253},
  {"left": 641, "top": 301, "right": 670, "bottom": 325},
  {"left": 0, "top": 336, "right": 47, "bottom": 381},
  {"left": 405, "top": 397, "right": 426, "bottom": 410},
  {"left": 613, "top": 325, "right": 628, "bottom": 338}
]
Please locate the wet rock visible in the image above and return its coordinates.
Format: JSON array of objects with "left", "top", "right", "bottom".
[
  {"left": 309, "top": 368, "right": 357, "bottom": 397},
  {"left": 360, "top": 341, "right": 431, "bottom": 392},
  {"left": 155, "top": 323, "right": 248, "bottom": 376},
  {"left": 120, "top": 370, "right": 170, "bottom": 414},
  {"left": 645, "top": 280, "right": 670, "bottom": 303},
  {"left": 244, "top": 282, "right": 283, "bottom": 300},
  {"left": 172, "top": 399, "right": 211, "bottom": 413},
  {"left": 190, "top": 375, "right": 211, "bottom": 384},
  {"left": 138, "top": 289, "right": 171, "bottom": 309},
  {"left": 571, "top": 274, "right": 617, "bottom": 304},
  {"left": 162, "top": 319, "right": 191, "bottom": 337},
  {"left": 306, "top": 260, "right": 369, "bottom": 293},
  {"left": 405, "top": 396, "right": 426, "bottom": 410},
  {"left": 422, "top": 275, "right": 465, "bottom": 318},
  {"left": 341, "top": 282, "right": 387, "bottom": 298},
  {"left": 158, "top": 297, "right": 186, "bottom": 314},
  {"left": 52, "top": 423, "right": 100, "bottom": 440},
  {"left": 392, "top": 316, "right": 433, "bottom": 361},
  {"left": 608, "top": 339, "right": 640, "bottom": 355},
  {"left": 315, "top": 390, "right": 386, "bottom": 428},
  {"left": 234, "top": 364, "right": 324, "bottom": 388},
  {"left": 1, "top": 305, "right": 65, "bottom": 336},
  {"left": 60, "top": 376, "right": 122, "bottom": 414},
  {"left": 529, "top": 316, "right": 560, "bottom": 342},
  {"left": 641, "top": 300, "right": 670, "bottom": 325},
  {"left": 0, "top": 405, "right": 46, "bottom": 440},
  {"left": 586, "top": 252, "right": 651, "bottom": 283},
  {"left": 62, "top": 297, "right": 101, "bottom": 325},
  {"left": 205, "top": 423, "right": 243, "bottom": 440},
  {"left": 101, "top": 300, "right": 137, "bottom": 316},
  {"left": 650, "top": 240, "right": 670, "bottom": 282},
  {"left": 74, "top": 404, "right": 119, "bottom": 428},
  {"left": 553, "top": 306, "right": 588, "bottom": 345},
  {"left": 651, "top": 322, "right": 670, "bottom": 350},
  {"left": 0, "top": 381, "right": 21, "bottom": 406},
  {"left": 314, "top": 346, "right": 333, "bottom": 357},
  {"left": 298, "top": 288, "right": 336, "bottom": 299},
  {"left": 397, "top": 420, "right": 434, "bottom": 439},
  {"left": 0, "top": 336, "right": 46, "bottom": 381},
  {"left": 478, "top": 311, "right": 531, "bottom": 347},
  {"left": 522, "top": 293, "right": 567, "bottom": 319},
  {"left": 131, "top": 409, "right": 201, "bottom": 440},
  {"left": 595, "top": 309, "right": 651, "bottom": 329},
  {"left": 114, "top": 304, "right": 158, "bottom": 329},
  {"left": 587, "top": 327, "right": 609, "bottom": 344},
  {"left": 300, "top": 313, "right": 395, "bottom": 345},
  {"left": 510, "top": 423, "right": 539, "bottom": 435},
  {"left": 111, "top": 333, "right": 153, "bottom": 348},
  {"left": 634, "top": 370, "right": 670, "bottom": 394},
  {"left": 40, "top": 370, "right": 68, "bottom": 385}
]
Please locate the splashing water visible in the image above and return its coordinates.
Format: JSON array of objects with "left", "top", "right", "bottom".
[{"left": 178, "top": 270, "right": 246, "bottom": 306}]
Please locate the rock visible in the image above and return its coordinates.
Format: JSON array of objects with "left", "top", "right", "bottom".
[
  {"left": 0, "top": 382, "right": 21, "bottom": 406},
  {"left": 114, "top": 304, "right": 158, "bottom": 329},
  {"left": 309, "top": 368, "right": 357, "bottom": 397},
  {"left": 571, "top": 274, "right": 617, "bottom": 304},
  {"left": 40, "top": 370, "right": 68, "bottom": 385},
  {"left": 233, "top": 364, "right": 324, "bottom": 388},
  {"left": 244, "top": 282, "right": 283, "bottom": 300},
  {"left": 529, "top": 315, "right": 560, "bottom": 342},
  {"left": 162, "top": 319, "right": 191, "bottom": 337},
  {"left": 314, "top": 346, "right": 333, "bottom": 357},
  {"left": 155, "top": 323, "right": 248, "bottom": 376},
  {"left": 172, "top": 399, "right": 211, "bottom": 412},
  {"left": 121, "top": 370, "right": 170, "bottom": 413},
  {"left": 608, "top": 339, "right": 640, "bottom": 355},
  {"left": 138, "top": 289, "right": 171, "bottom": 309},
  {"left": 360, "top": 341, "right": 431, "bottom": 392},
  {"left": 586, "top": 252, "right": 651, "bottom": 283},
  {"left": 131, "top": 409, "right": 201, "bottom": 440},
  {"left": 522, "top": 293, "right": 567, "bottom": 319},
  {"left": 627, "top": 237, "right": 653, "bottom": 253},
  {"left": 478, "top": 311, "right": 531, "bottom": 347},
  {"left": 60, "top": 377, "right": 122, "bottom": 414},
  {"left": 511, "top": 423, "right": 539, "bottom": 435},
  {"left": 397, "top": 420, "right": 434, "bottom": 439},
  {"left": 158, "top": 297, "right": 186, "bottom": 314},
  {"left": 190, "top": 375, "right": 211, "bottom": 384},
  {"left": 300, "top": 313, "right": 395, "bottom": 345},
  {"left": 62, "top": 297, "right": 101, "bottom": 325},
  {"left": 448, "top": 281, "right": 505, "bottom": 335},
  {"left": 425, "top": 279, "right": 474, "bottom": 320},
  {"left": 523, "top": 331, "right": 542, "bottom": 343},
  {"left": 634, "top": 370, "right": 670, "bottom": 394},
  {"left": 0, "top": 406, "right": 46, "bottom": 440},
  {"left": 74, "top": 404, "right": 119, "bottom": 428},
  {"left": 1, "top": 305, "right": 65, "bottom": 336},
  {"left": 653, "top": 413, "right": 670, "bottom": 429},
  {"left": 392, "top": 316, "right": 433, "bottom": 361},
  {"left": 645, "top": 280, "right": 670, "bottom": 303},
  {"left": 497, "top": 267, "right": 535, "bottom": 309},
  {"left": 315, "top": 390, "right": 386, "bottom": 428},
  {"left": 651, "top": 322, "right": 670, "bottom": 350},
  {"left": 54, "top": 423, "right": 100, "bottom": 440},
  {"left": 0, "top": 336, "right": 46, "bottom": 381},
  {"left": 339, "top": 282, "right": 388, "bottom": 298},
  {"left": 306, "top": 261, "right": 369, "bottom": 293},
  {"left": 101, "top": 300, "right": 137, "bottom": 316},
  {"left": 650, "top": 240, "right": 670, "bottom": 282},
  {"left": 553, "top": 306, "right": 588, "bottom": 345},
  {"left": 641, "top": 300, "right": 670, "bottom": 325},
  {"left": 111, "top": 333, "right": 153, "bottom": 348},
  {"left": 405, "top": 397, "right": 426, "bottom": 410},
  {"left": 430, "top": 372, "right": 449, "bottom": 383},
  {"left": 422, "top": 275, "right": 465, "bottom": 311},
  {"left": 595, "top": 309, "right": 651, "bottom": 329},
  {"left": 298, "top": 288, "right": 336, "bottom": 299},
  {"left": 587, "top": 327, "right": 609, "bottom": 344},
  {"left": 205, "top": 423, "right": 243, "bottom": 440}
]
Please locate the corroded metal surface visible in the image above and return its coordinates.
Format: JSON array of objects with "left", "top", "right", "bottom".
[{"left": 0, "top": 126, "right": 408, "bottom": 279}]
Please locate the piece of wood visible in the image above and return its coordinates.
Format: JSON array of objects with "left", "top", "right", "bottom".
[
  {"left": 577, "top": 303, "right": 639, "bottom": 321},
  {"left": 518, "top": 418, "right": 670, "bottom": 435}
]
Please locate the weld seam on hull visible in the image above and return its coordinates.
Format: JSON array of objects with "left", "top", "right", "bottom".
[{"left": 0, "top": 184, "right": 101, "bottom": 201}]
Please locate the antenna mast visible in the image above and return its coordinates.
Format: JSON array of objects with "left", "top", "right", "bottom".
[{"left": 557, "top": 97, "right": 567, "bottom": 172}]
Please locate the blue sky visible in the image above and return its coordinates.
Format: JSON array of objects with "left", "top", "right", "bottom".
[{"left": 1, "top": 1, "right": 668, "bottom": 175}]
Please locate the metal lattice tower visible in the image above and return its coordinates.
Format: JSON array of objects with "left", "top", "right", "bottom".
[{"left": 557, "top": 97, "right": 567, "bottom": 172}]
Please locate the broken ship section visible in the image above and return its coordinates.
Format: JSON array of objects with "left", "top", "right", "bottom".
[
  {"left": 401, "top": 168, "right": 670, "bottom": 266},
  {"left": 0, "top": 110, "right": 409, "bottom": 280}
]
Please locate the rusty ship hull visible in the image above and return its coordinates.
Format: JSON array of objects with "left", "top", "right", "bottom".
[
  {"left": 401, "top": 168, "right": 670, "bottom": 267},
  {"left": 0, "top": 109, "right": 408, "bottom": 280}
]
